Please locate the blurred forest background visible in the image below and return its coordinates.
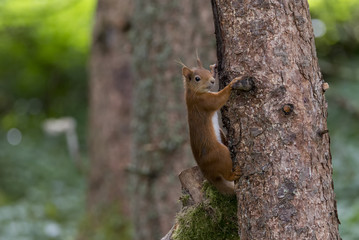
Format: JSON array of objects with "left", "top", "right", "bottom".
[{"left": 0, "top": 0, "right": 358, "bottom": 239}]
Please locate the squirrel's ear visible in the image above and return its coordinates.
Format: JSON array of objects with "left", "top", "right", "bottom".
[{"left": 182, "top": 67, "right": 193, "bottom": 80}]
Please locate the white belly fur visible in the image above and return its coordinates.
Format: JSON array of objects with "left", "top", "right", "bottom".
[{"left": 212, "top": 112, "right": 222, "bottom": 143}]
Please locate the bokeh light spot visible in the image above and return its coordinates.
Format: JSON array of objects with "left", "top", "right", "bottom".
[
  {"left": 6, "top": 128, "right": 22, "bottom": 146},
  {"left": 312, "top": 19, "right": 326, "bottom": 38}
]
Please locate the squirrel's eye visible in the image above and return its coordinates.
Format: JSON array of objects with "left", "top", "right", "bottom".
[{"left": 195, "top": 76, "right": 201, "bottom": 82}]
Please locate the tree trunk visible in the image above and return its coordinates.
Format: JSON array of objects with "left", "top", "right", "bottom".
[
  {"left": 87, "top": 0, "right": 133, "bottom": 232},
  {"left": 130, "top": 0, "right": 215, "bottom": 239},
  {"left": 211, "top": 1, "right": 341, "bottom": 239}
]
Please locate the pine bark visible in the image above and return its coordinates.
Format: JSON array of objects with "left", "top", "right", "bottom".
[
  {"left": 88, "top": 0, "right": 133, "bottom": 219},
  {"left": 211, "top": 1, "right": 341, "bottom": 239},
  {"left": 130, "top": 1, "right": 215, "bottom": 239}
]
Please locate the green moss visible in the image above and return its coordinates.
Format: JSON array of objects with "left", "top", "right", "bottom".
[
  {"left": 173, "top": 182, "right": 240, "bottom": 240},
  {"left": 179, "top": 193, "right": 191, "bottom": 206}
]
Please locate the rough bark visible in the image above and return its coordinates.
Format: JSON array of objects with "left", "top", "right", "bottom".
[
  {"left": 88, "top": 0, "right": 133, "bottom": 220},
  {"left": 130, "top": 1, "right": 215, "bottom": 239},
  {"left": 211, "top": 0, "right": 341, "bottom": 239}
]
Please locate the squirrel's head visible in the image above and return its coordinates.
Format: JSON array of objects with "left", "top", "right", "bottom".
[{"left": 181, "top": 58, "right": 216, "bottom": 93}]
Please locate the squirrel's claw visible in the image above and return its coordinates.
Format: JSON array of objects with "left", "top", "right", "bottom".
[{"left": 232, "top": 76, "right": 254, "bottom": 91}]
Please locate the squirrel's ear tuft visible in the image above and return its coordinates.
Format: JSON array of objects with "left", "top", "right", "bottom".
[
  {"left": 196, "top": 49, "right": 203, "bottom": 68},
  {"left": 182, "top": 67, "right": 193, "bottom": 80}
]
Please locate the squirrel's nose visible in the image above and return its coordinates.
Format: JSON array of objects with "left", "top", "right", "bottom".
[{"left": 210, "top": 79, "right": 215, "bottom": 85}]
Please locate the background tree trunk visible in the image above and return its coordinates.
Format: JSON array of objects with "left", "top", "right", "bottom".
[
  {"left": 87, "top": 0, "right": 133, "bottom": 233},
  {"left": 130, "top": 0, "right": 215, "bottom": 239},
  {"left": 211, "top": 0, "right": 341, "bottom": 239}
]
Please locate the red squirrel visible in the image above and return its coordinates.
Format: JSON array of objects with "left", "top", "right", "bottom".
[{"left": 181, "top": 57, "right": 245, "bottom": 195}]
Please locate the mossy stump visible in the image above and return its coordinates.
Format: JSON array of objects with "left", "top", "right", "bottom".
[{"left": 162, "top": 166, "right": 240, "bottom": 240}]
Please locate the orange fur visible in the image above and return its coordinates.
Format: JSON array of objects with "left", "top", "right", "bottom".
[{"left": 182, "top": 59, "right": 241, "bottom": 195}]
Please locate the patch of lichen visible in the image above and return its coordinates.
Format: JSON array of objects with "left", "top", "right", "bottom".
[{"left": 172, "top": 182, "right": 240, "bottom": 240}]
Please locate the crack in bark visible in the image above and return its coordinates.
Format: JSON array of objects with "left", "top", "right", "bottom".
[{"left": 211, "top": 0, "right": 225, "bottom": 73}]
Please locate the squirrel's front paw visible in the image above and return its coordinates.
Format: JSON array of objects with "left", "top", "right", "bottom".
[{"left": 231, "top": 76, "right": 254, "bottom": 91}]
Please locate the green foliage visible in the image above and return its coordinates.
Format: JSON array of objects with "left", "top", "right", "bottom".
[
  {"left": 173, "top": 182, "right": 239, "bottom": 240},
  {"left": 0, "top": 0, "right": 95, "bottom": 125},
  {"left": 310, "top": 0, "right": 359, "bottom": 45},
  {"left": 309, "top": 0, "right": 359, "bottom": 82}
]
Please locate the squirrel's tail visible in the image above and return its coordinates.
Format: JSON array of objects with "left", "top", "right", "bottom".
[{"left": 211, "top": 177, "right": 235, "bottom": 195}]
